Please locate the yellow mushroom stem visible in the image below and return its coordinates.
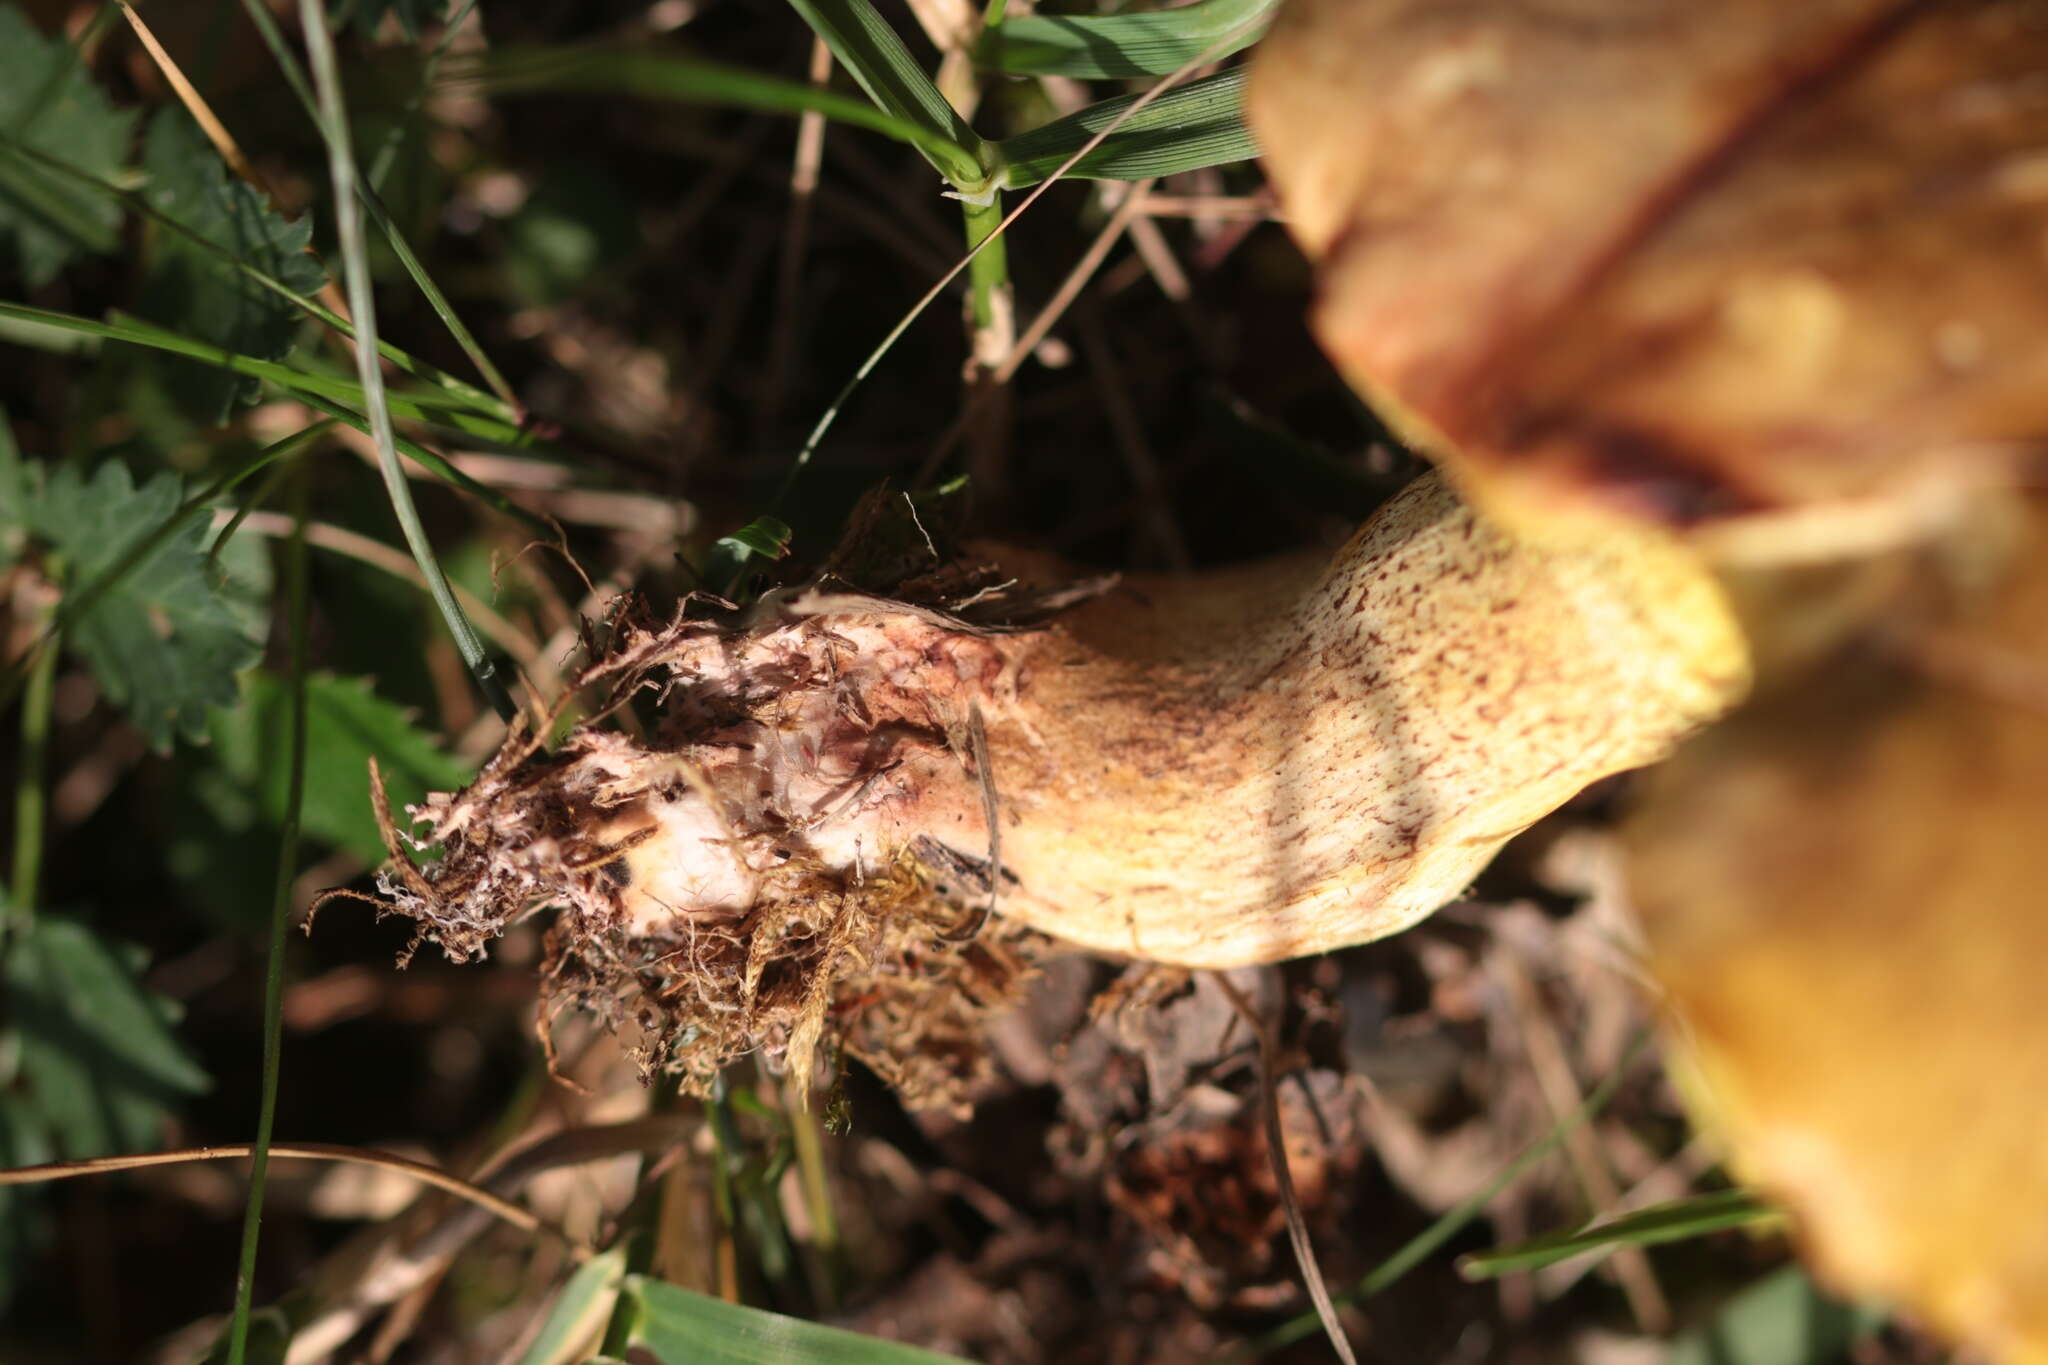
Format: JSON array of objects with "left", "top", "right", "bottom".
[{"left": 363, "top": 471, "right": 1746, "bottom": 1093}]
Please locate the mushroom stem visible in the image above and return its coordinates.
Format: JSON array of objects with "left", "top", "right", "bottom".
[{"left": 387, "top": 470, "right": 1747, "bottom": 973}]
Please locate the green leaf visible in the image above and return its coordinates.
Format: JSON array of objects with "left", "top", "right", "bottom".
[
  {"left": 1457, "top": 1189, "right": 1783, "bottom": 1280},
  {"left": 514, "top": 1250, "right": 626, "bottom": 1365},
  {"left": 28, "top": 461, "right": 261, "bottom": 750},
  {"left": 474, "top": 46, "right": 972, "bottom": 175},
  {"left": 1669, "top": 1265, "right": 1887, "bottom": 1365},
  {"left": 715, "top": 515, "right": 795, "bottom": 564},
  {"left": 786, "top": 0, "right": 989, "bottom": 189},
  {"left": 5, "top": 915, "right": 210, "bottom": 1158},
  {"left": 133, "top": 110, "right": 328, "bottom": 424},
  {"left": 628, "top": 1277, "right": 969, "bottom": 1365},
  {"left": 0, "top": 6, "right": 136, "bottom": 287},
  {"left": 973, "top": 0, "right": 1275, "bottom": 78},
  {"left": 207, "top": 671, "right": 472, "bottom": 866},
  {"left": 0, "top": 302, "right": 517, "bottom": 442},
  {"left": 993, "top": 69, "right": 1256, "bottom": 188}
]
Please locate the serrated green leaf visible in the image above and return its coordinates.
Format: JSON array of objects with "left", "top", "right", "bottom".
[
  {"left": 993, "top": 69, "right": 1256, "bottom": 188},
  {"left": 1457, "top": 1189, "right": 1782, "bottom": 1280},
  {"left": 134, "top": 110, "right": 328, "bottom": 424},
  {"left": 974, "top": 0, "right": 1275, "bottom": 78},
  {"left": 0, "top": 7, "right": 136, "bottom": 287},
  {"left": 207, "top": 670, "right": 472, "bottom": 866},
  {"left": 29, "top": 461, "right": 261, "bottom": 750},
  {"left": 628, "top": 1277, "right": 969, "bottom": 1365},
  {"left": 6, "top": 915, "right": 210, "bottom": 1158}
]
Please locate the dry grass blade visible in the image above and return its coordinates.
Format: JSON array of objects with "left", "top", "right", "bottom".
[
  {"left": 0, "top": 1141, "right": 582, "bottom": 1253},
  {"left": 1212, "top": 972, "right": 1359, "bottom": 1365},
  {"left": 115, "top": 0, "right": 352, "bottom": 323}
]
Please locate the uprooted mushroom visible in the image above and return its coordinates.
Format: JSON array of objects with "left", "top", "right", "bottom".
[{"left": 345, "top": 470, "right": 1746, "bottom": 1106}]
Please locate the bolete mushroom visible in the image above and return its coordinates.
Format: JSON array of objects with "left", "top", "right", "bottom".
[{"left": 364, "top": 471, "right": 1745, "bottom": 1095}]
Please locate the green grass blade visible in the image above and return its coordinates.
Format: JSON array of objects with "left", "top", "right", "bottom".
[
  {"left": 288, "top": 396, "right": 555, "bottom": 541},
  {"left": 0, "top": 128, "right": 510, "bottom": 418},
  {"left": 471, "top": 44, "right": 974, "bottom": 177},
  {"left": 0, "top": 302, "right": 523, "bottom": 440},
  {"left": 1231, "top": 1033, "right": 1650, "bottom": 1360},
  {"left": 785, "top": 0, "right": 989, "bottom": 189},
  {"left": 514, "top": 1249, "right": 625, "bottom": 1365},
  {"left": 223, "top": 466, "right": 311, "bottom": 1365},
  {"left": 777, "top": 28, "right": 1245, "bottom": 506},
  {"left": 298, "top": 0, "right": 515, "bottom": 722},
  {"left": 1458, "top": 1190, "right": 1784, "bottom": 1280},
  {"left": 973, "top": 0, "right": 1275, "bottom": 77},
  {"left": 0, "top": 302, "right": 550, "bottom": 534},
  {"left": 993, "top": 69, "right": 1256, "bottom": 187},
  {"left": 627, "top": 1276, "right": 969, "bottom": 1364},
  {"left": 235, "top": 0, "right": 519, "bottom": 412}
]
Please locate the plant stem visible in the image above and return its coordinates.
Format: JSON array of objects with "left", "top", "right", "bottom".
[
  {"left": 224, "top": 466, "right": 311, "bottom": 1365},
  {"left": 960, "top": 193, "right": 1009, "bottom": 338},
  {"left": 6, "top": 592, "right": 56, "bottom": 936}
]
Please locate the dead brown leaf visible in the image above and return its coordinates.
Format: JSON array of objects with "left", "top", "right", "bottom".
[{"left": 1249, "top": 0, "right": 2048, "bottom": 539}]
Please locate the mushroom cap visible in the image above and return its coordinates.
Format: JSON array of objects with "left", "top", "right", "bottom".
[
  {"left": 1247, "top": 0, "right": 2048, "bottom": 551},
  {"left": 1629, "top": 502, "right": 2048, "bottom": 1360}
]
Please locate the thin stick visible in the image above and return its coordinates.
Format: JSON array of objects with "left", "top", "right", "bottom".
[
  {"left": 279, "top": 1117, "right": 694, "bottom": 1363},
  {"left": 0, "top": 1142, "right": 578, "bottom": 1252},
  {"left": 1228, "top": 1032, "right": 1652, "bottom": 1361},
  {"left": 1211, "top": 972, "right": 1359, "bottom": 1365},
  {"left": 1499, "top": 954, "right": 1670, "bottom": 1332}
]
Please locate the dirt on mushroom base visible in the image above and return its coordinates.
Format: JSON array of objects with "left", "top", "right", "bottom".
[
  {"left": 336, "top": 471, "right": 1746, "bottom": 1108},
  {"left": 339, "top": 564, "right": 1076, "bottom": 1111}
]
